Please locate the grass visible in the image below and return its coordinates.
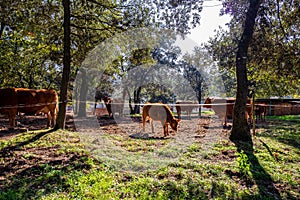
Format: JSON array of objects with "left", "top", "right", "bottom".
[
  {"left": 0, "top": 115, "right": 299, "bottom": 199},
  {"left": 266, "top": 115, "right": 300, "bottom": 123}
]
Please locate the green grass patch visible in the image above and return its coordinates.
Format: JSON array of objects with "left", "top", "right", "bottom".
[
  {"left": 201, "top": 110, "right": 215, "bottom": 115},
  {"left": 1, "top": 116, "right": 299, "bottom": 199},
  {"left": 266, "top": 114, "right": 300, "bottom": 123}
]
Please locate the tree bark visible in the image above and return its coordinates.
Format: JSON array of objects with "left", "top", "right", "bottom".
[
  {"left": 197, "top": 87, "right": 202, "bottom": 117},
  {"left": 54, "top": 0, "right": 71, "bottom": 130},
  {"left": 230, "top": 0, "right": 261, "bottom": 141},
  {"left": 133, "top": 86, "right": 141, "bottom": 114},
  {"left": 78, "top": 68, "right": 88, "bottom": 117},
  {"left": 0, "top": 22, "right": 5, "bottom": 39}
]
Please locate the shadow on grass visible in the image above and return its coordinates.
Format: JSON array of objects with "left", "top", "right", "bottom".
[
  {"left": 129, "top": 132, "right": 173, "bottom": 140},
  {"left": 0, "top": 152, "right": 93, "bottom": 200},
  {"left": 0, "top": 128, "right": 94, "bottom": 199},
  {"left": 0, "top": 128, "right": 27, "bottom": 139},
  {"left": 258, "top": 139, "right": 279, "bottom": 162},
  {"left": 232, "top": 140, "right": 281, "bottom": 199},
  {"left": 258, "top": 119, "right": 300, "bottom": 150},
  {"left": 0, "top": 129, "right": 55, "bottom": 155},
  {"left": 0, "top": 121, "right": 49, "bottom": 140}
]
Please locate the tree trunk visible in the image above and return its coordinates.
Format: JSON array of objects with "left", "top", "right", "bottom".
[
  {"left": 78, "top": 68, "right": 88, "bottom": 117},
  {"left": 128, "top": 87, "right": 142, "bottom": 115},
  {"left": 230, "top": 0, "right": 261, "bottom": 141},
  {"left": 73, "top": 81, "right": 79, "bottom": 115},
  {"left": 197, "top": 89, "right": 202, "bottom": 117},
  {"left": 133, "top": 86, "right": 141, "bottom": 114},
  {"left": 0, "top": 22, "right": 5, "bottom": 39},
  {"left": 54, "top": 0, "right": 71, "bottom": 130},
  {"left": 125, "top": 87, "right": 134, "bottom": 114}
]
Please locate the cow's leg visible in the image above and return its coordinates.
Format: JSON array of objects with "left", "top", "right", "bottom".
[
  {"left": 166, "top": 124, "right": 169, "bottom": 136},
  {"left": 262, "top": 109, "right": 266, "bottom": 121},
  {"left": 142, "top": 116, "right": 146, "bottom": 132},
  {"left": 93, "top": 99, "right": 98, "bottom": 115},
  {"left": 151, "top": 120, "right": 154, "bottom": 133},
  {"left": 50, "top": 110, "right": 56, "bottom": 128},
  {"left": 177, "top": 110, "right": 181, "bottom": 119},
  {"left": 119, "top": 110, "right": 121, "bottom": 117},
  {"left": 8, "top": 110, "right": 17, "bottom": 129},
  {"left": 162, "top": 122, "right": 168, "bottom": 137},
  {"left": 45, "top": 112, "right": 51, "bottom": 128}
]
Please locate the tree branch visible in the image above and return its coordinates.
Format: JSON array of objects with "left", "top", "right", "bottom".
[{"left": 276, "top": 0, "right": 288, "bottom": 41}]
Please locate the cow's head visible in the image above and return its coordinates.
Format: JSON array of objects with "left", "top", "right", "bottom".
[
  {"left": 103, "top": 96, "right": 111, "bottom": 104},
  {"left": 170, "top": 118, "right": 181, "bottom": 132},
  {"left": 203, "top": 97, "right": 214, "bottom": 108}
]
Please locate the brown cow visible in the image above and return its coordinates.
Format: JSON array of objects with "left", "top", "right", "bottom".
[
  {"left": 103, "top": 97, "right": 124, "bottom": 118},
  {"left": 0, "top": 88, "right": 58, "bottom": 128},
  {"left": 226, "top": 97, "right": 251, "bottom": 121},
  {"left": 255, "top": 104, "right": 267, "bottom": 122},
  {"left": 0, "top": 88, "right": 18, "bottom": 127},
  {"left": 203, "top": 97, "right": 252, "bottom": 127},
  {"left": 142, "top": 103, "right": 180, "bottom": 137},
  {"left": 16, "top": 88, "right": 58, "bottom": 127},
  {"left": 225, "top": 98, "right": 236, "bottom": 120},
  {"left": 203, "top": 97, "right": 230, "bottom": 126},
  {"left": 175, "top": 101, "right": 198, "bottom": 119}
]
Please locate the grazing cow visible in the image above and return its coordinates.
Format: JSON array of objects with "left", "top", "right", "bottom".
[
  {"left": 255, "top": 104, "right": 267, "bottom": 122},
  {"left": 175, "top": 101, "right": 198, "bottom": 119},
  {"left": 142, "top": 103, "right": 180, "bottom": 137},
  {"left": 103, "top": 97, "right": 124, "bottom": 118},
  {"left": 203, "top": 97, "right": 252, "bottom": 127},
  {"left": 0, "top": 88, "right": 58, "bottom": 128},
  {"left": 0, "top": 88, "right": 18, "bottom": 127}
]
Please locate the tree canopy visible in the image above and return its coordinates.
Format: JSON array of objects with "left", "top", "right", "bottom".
[
  {"left": 206, "top": 0, "right": 300, "bottom": 98},
  {"left": 1, "top": 0, "right": 205, "bottom": 88}
]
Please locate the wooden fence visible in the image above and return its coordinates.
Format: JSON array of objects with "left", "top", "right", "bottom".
[{"left": 255, "top": 99, "right": 300, "bottom": 116}]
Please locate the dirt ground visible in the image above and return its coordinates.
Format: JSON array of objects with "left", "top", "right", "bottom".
[
  {"left": 0, "top": 112, "right": 233, "bottom": 140},
  {"left": 0, "top": 112, "right": 261, "bottom": 188},
  {"left": 0, "top": 112, "right": 76, "bottom": 140},
  {"left": 110, "top": 116, "right": 229, "bottom": 138}
]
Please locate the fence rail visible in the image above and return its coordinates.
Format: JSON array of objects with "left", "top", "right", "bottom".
[{"left": 1, "top": 99, "right": 300, "bottom": 116}]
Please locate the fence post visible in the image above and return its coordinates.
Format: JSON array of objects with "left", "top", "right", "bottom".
[{"left": 252, "top": 93, "right": 256, "bottom": 136}]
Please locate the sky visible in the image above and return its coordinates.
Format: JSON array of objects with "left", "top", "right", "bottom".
[{"left": 175, "top": 0, "right": 231, "bottom": 53}]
